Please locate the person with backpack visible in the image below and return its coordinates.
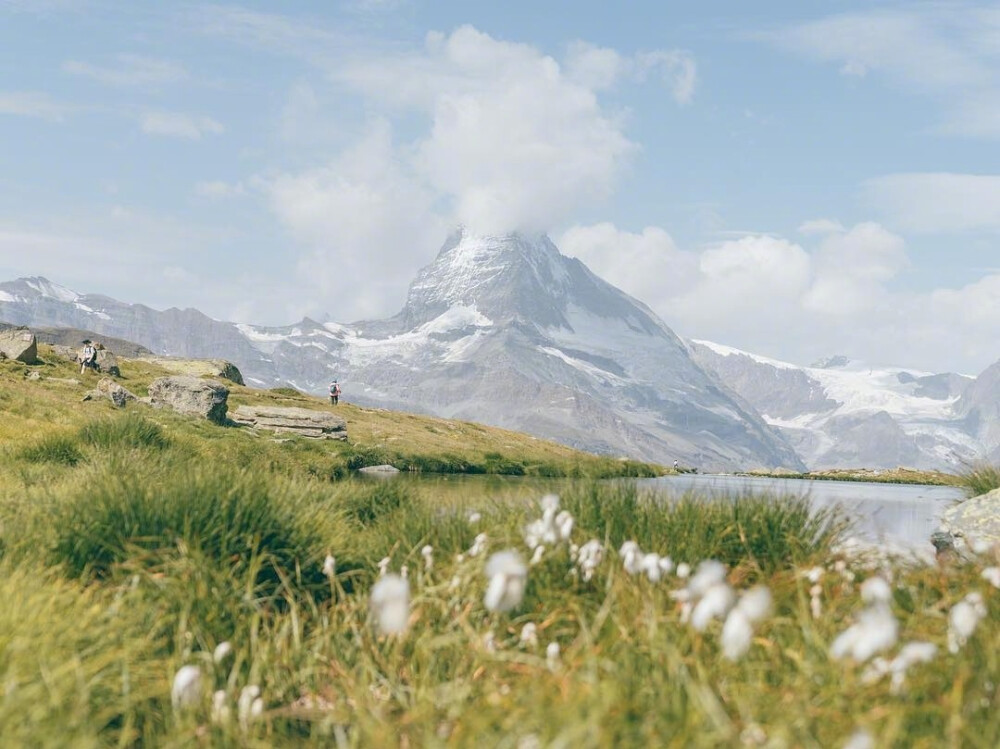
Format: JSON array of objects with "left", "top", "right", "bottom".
[
  {"left": 80, "top": 340, "right": 98, "bottom": 374},
  {"left": 329, "top": 380, "right": 341, "bottom": 405}
]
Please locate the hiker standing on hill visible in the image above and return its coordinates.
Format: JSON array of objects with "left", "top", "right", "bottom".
[
  {"left": 79, "top": 340, "right": 97, "bottom": 374},
  {"left": 329, "top": 379, "right": 341, "bottom": 405}
]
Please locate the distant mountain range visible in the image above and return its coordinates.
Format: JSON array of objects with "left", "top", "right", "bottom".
[
  {"left": 3, "top": 231, "right": 998, "bottom": 471},
  {"left": 688, "top": 340, "right": 992, "bottom": 470}
]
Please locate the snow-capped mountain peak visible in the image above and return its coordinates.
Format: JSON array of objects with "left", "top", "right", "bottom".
[{"left": 0, "top": 276, "right": 79, "bottom": 304}]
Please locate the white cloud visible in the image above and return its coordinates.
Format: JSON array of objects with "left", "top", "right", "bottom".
[
  {"left": 564, "top": 42, "right": 697, "bottom": 103},
  {"left": 558, "top": 223, "right": 696, "bottom": 303},
  {"left": 798, "top": 218, "right": 845, "bottom": 236},
  {"left": 62, "top": 54, "right": 187, "bottom": 87},
  {"left": 333, "top": 25, "right": 642, "bottom": 233},
  {"left": 555, "top": 221, "right": 989, "bottom": 370},
  {"left": 0, "top": 91, "right": 70, "bottom": 120},
  {"left": 266, "top": 120, "right": 447, "bottom": 320},
  {"left": 765, "top": 7, "right": 1000, "bottom": 138},
  {"left": 864, "top": 173, "right": 1000, "bottom": 234},
  {"left": 803, "top": 222, "right": 907, "bottom": 316},
  {"left": 140, "top": 111, "right": 224, "bottom": 139}
]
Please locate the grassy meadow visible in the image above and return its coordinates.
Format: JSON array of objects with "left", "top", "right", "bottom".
[{"left": 0, "top": 347, "right": 998, "bottom": 747}]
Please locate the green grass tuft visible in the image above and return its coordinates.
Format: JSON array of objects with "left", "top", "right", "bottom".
[
  {"left": 958, "top": 462, "right": 1000, "bottom": 496},
  {"left": 78, "top": 412, "right": 170, "bottom": 451},
  {"left": 51, "top": 464, "right": 333, "bottom": 598},
  {"left": 18, "top": 433, "right": 85, "bottom": 466}
]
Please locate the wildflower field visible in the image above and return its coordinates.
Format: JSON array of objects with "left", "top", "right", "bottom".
[{"left": 0, "top": 350, "right": 998, "bottom": 747}]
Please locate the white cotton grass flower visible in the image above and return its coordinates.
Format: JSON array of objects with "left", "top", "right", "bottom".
[
  {"left": 982, "top": 566, "right": 1000, "bottom": 589},
  {"left": 809, "top": 584, "right": 823, "bottom": 620},
  {"left": 889, "top": 641, "right": 937, "bottom": 694},
  {"left": 830, "top": 601, "right": 898, "bottom": 662},
  {"left": 519, "top": 622, "right": 538, "bottom": 648},
  {"left": 540, "top": 494, "right": 560, "bottom": 513},
  {"left": 804, "top": 566, "right": 824, "bottom": 584},
  {"left": 421, "top": 545, "right": 434, "bottom": 572},
  {"left": 736, "top": 586, "right": 773, "bottom": 623},
  {"left": 691, "top": 582, "right": 736, "bottom": 631},
  {"left": 720, "top": 586, "right": 773, "bottom": 660},
  {"left": 861, "top": 641, "right": 937, "bottom": 692},
  {"left": 468, "top": 511, "right": 482, "bottom": 524},
  {"left": 377, "top": 557, "right": 391, "bottom": 577},
  {"left": 687, "top": 560, "right": 728, "bottom": 598},
  {"left": 238, "top": 685, "right": 262, "bottom": 731},
  {"left": 468, "top": 533, "right": 488, "bottom": 557},
  {"left": 400, "top": 564, "right": 409, "bottom": 580},
  {"left": 721, "top": 608, "right": 753, "bottom": 660},
  {"left": 370, "top": 574, "right": 411, "bottom": 635},
  {"left": 530, "top": 545, "right": 545, "bottom": 566},
  {"left": 860, "top": 576, "right": 892, "bottom": 604},
  {"left": 842, "top": 728, "right": 875, "bottom": 749},
  {"left": 212, "top": 641, "right": 233, "bottom": 665},
  {"left": 675, "top": 562, "right": 691, "bottom": 579},
  {"left": 546, "top": 641, "right": 561, "bottom": 669},
  {"left": 555, "top": 510, "right": 574, "bottom": 541},
  {"left": 322, "top": 554, "right": 336, "bottom": 580},
  {"left": 484, "top": 550, "right": 528, "bottom": 613},
  {"left": 211, "top": 689, "right": 230, "bottom": 724},
  {"left": 658, "top": 556, "right": 674, "bottom": 576},
  {"left": 948, "top": 592, "right": 987, "bottom": 654},
  {"left": 171, "top": 665, "right": 203, "bottom": 712},
  {"left": 620, "top": 541, "right": 643, "bottom": 575},
  {"left": 576, "top": 539, "right": 604, "bottom": 582},
  {"left": 642, "top": 553, "right": 662, "bottom": 582}
]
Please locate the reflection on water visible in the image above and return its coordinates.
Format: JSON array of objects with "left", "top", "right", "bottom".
[{"left": 639, "top": 474, "right": 966, "bottom": 551}]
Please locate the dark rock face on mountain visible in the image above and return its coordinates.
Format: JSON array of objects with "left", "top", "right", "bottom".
[{"left": 956, "top": 358, "right": 1000, "bottom": 462}]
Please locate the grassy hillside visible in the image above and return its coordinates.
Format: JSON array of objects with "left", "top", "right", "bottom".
[
  {"left": 0, "top": 344, "right": 661, "bottom": 481},
  {"left": 0, "top": 346, "right": 997, "bottom": 747}
]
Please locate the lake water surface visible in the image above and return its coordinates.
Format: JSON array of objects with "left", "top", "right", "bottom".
[
  {"left": 639, "top": 474, "right": 966, "bottom": 552},
  {"left": 387, "top": 472, "right": 966, "bottom": 554}
]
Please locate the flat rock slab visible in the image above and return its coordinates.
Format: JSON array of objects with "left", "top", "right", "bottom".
[
  {"left": 0, "top": 328, "right": 38, "bottom": 363},
  {"left": 148, "top": 375, "right": 229, "bottom": 424},
  {"left": 231, "top": 405, "right": 347, "bottom": 440},
  {"left": 941, "top": 487, "right": 1000, "bottom": 549},
  {"left": 138, "top": 357, "right": 245, "bottom": 385}
]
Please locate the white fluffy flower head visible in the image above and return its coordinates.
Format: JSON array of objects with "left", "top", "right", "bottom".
[{"left": 370, "top": 574, "right": 411, "bottom": 635}]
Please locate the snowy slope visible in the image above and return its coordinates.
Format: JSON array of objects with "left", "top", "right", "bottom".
[
  {"left": 233, "top": 230, "right": 805, "bottom": 470},
  {"left": 689, "top": 340, "right": 979, "bottom": 470}
]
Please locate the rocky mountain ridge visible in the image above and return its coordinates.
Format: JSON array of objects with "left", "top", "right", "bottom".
[
  {"left": 688, "top": 340, "right": 990, "bottom": 471},
  {"left": 0, "top": 230, "right": 803, "bottom": 470},
  {"left": 5, "top": 231, "right": 998, "bottom": 470}
]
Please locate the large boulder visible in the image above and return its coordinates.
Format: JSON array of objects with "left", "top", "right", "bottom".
[
  {"left": 0, "top": 328, "right": 38, "bottom": 363},
  {"left": 231, "top": 405, "right": 347, "bottom": 440},
  {"left": 940, "top": 487, "right": 1000, "bottom": 551},
  {"left": 84, "top": 377, "right": 137, "bottom": 408},
  {"left": 148, "top": 376, "right": 229, "bottom": 424},
  {"left": 138, "top": 357, "right": 244, "bottom": 385},
  {"left": 94, "top": 348, "right": 120, "bottom": 377}
]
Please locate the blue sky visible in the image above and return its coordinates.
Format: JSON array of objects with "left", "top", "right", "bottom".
[{"left": 1, "top": 1, "right": 999, "bottom": 373}]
